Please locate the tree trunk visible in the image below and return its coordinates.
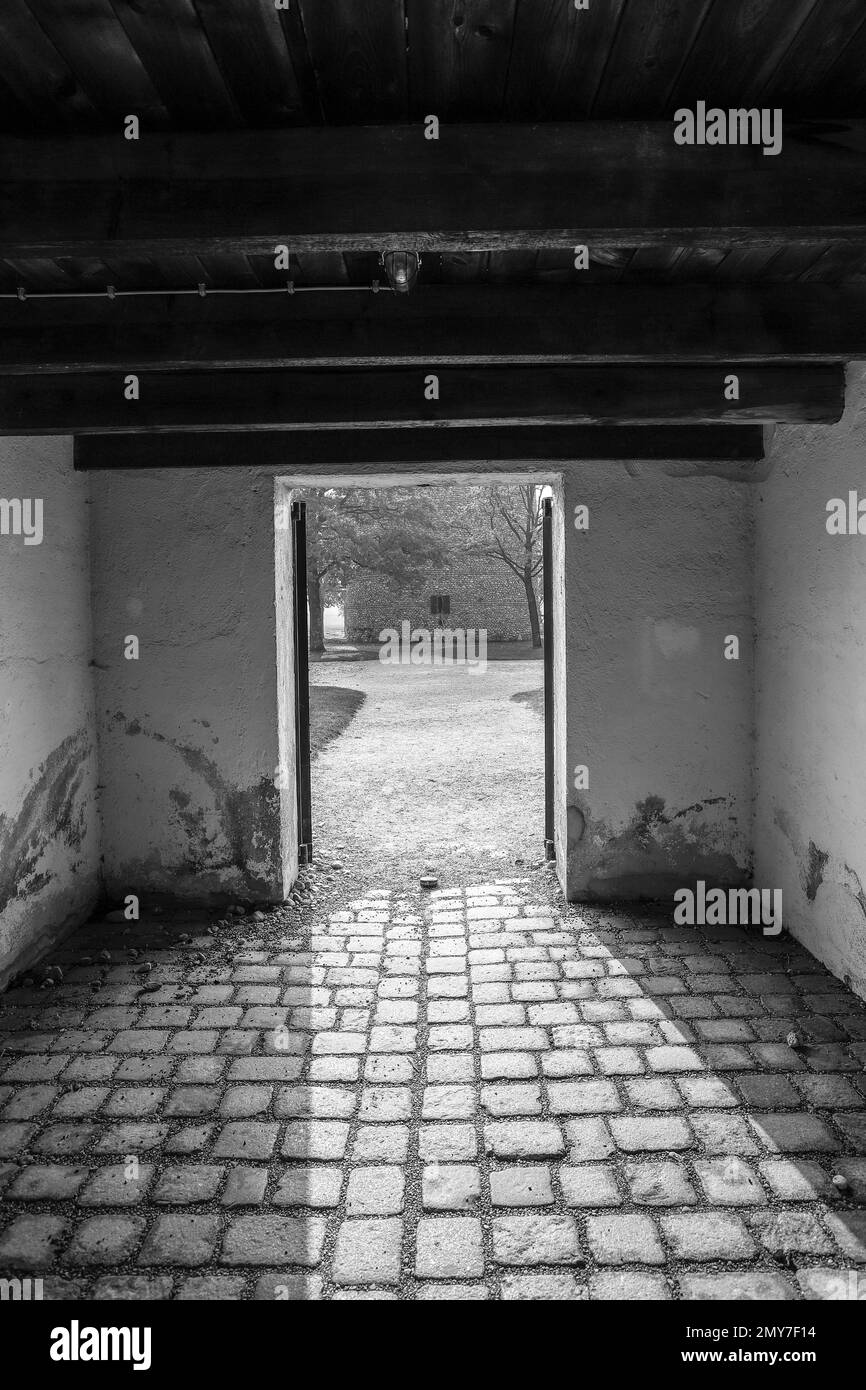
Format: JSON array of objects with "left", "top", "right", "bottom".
[
  {"left": 308, "top": 572, "right": 325, "bottom": 653},
  {"left": 523, "top": 566, "right": 542, "bottom": 648}
]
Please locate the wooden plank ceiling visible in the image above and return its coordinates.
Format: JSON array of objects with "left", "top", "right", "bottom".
[
  {"left": 3, "top": 0, "right": 865, "bottom": 129},
  {"left": 1, "top": 0, "right": 866, "bottom": 295}
]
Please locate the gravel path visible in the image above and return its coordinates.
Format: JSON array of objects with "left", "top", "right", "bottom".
[{"left": 309, "top": 659, "right": 545, "bottom": 890}]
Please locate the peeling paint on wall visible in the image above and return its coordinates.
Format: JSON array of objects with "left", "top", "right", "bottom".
[
  {"left": 111, "top": 713, "right": 281, "bottom": 898},
  {"left": 804, "top": 841, "right": 830, "bottom": 902},
  {"left": 775, "top": 808, "right": 866, "bottom": 925},
  {"left": 0, "top": 435, "right": 100, "bottom": 984},
  {"left": 843, "top": 865, "right": 866, "bottom": 920},
  {"left": 568, "top": 793, "right": 750, "bottom": 901},
  {"left": 0, "top": 729, "right": 93, "bottom": 915}
]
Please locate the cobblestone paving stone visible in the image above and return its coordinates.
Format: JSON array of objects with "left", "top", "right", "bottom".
[{"left": 2, "top": 875, "right": 866, "bottom": 1300}]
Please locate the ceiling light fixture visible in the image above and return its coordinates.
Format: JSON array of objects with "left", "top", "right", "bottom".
[{"left": 381, "top": 250, "right": 422, "bottom": 293}]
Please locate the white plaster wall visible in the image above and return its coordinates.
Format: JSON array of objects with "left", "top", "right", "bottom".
[
  {"left": 0, "top": 436, "right": 100, "bottom": 983},
  {"left": 756, "top": 363, "right": 866, "bottom": 999},
  {"left": 90, "top": 467, "right": 288, "bottom": 904},
  {"left": 562, "top": 462, "right": 754, "bottom": 900}
]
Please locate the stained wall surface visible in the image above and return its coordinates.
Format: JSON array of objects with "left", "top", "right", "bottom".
[
  {"left": 561, "top": 461, "right": 755, "bottom": 901},
  {"left": 0, "top": 437, "right": 100, "bottom": 984},
  {"left": 756, "top": 363, "right": 866, "bottom": 1000},
  {"left": 89, "top": 468, "right": 288, "bottom": 905}
]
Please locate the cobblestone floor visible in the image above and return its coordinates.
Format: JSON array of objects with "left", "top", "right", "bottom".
[{"left": 1, "top": 877, "right": 866, "bottom": 1301}]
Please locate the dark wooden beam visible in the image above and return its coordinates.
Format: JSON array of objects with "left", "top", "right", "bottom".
[
  {"left": 1, "top": 365, "right": 842, "bottom": 434},
  {"left": 74, "top": 426, "right": 766, "bottom": 471},
  {"left": 2, "top": 283, "right": 864, "bottom": 372},
  {"left": 1, "top": 121, "right": 864, "bottom": 258}
]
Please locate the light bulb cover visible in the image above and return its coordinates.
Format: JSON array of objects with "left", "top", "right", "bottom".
[{"left": 381, "top": 250, "right": 422, "bottom": 293}]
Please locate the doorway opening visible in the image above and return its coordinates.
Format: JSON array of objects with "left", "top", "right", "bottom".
[{"left": 275, "top": 474, "right": 566, "bottom": 899}]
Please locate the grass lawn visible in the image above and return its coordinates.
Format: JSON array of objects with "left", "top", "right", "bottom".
[{"left": 309, "top": 684, "right": 365, "bottom": 756}]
